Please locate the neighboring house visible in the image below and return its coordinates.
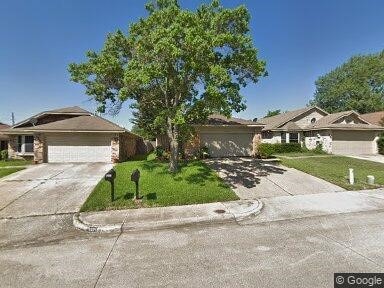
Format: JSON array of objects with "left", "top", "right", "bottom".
[
  {"left": 157, "top": 114, "right": 265, "bottom": 158},
  {"left": 0, "top": 122, "right": 10, "bottom": 151},
  {"left": 360, "top": 111, "right": 384, "bottom": 126},
  {"left": 158, "top": 106, "right": 384, "bottom": 157},
  {"left": 259, "top": 107, "right": 384, "bottom": 154},
  {"left": 2, "top": 106, "right": 142, "bottom": 163}
]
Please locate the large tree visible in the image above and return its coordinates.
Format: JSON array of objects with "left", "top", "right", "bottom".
[
  {"left": 264, "top": 109, "right": 281, "bottom": 118},
  {"left": 310, "top": 51, "right": 384, "bottom": 114},
  {"left": 68, "top": 0, "right": 266, "bottom": 172}
]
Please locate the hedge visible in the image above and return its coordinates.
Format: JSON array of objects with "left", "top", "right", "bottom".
[
  {"left": 258, "top": 143, "right": 302, "bottom": 158},
  {"left": 377, "top": 135, "right": 384, "bottom": 155}
]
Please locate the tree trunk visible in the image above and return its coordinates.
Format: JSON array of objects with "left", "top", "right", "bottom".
[{"left": 167, "top": 118, "right": 179, "bottom": 173}]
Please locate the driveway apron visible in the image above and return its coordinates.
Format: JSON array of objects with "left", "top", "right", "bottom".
[
  {"left": 0, "top": 163, "right": 112, "bottom": 219},
  {"left": 206, "top": 158, "right": 344, "bottom": 199}
]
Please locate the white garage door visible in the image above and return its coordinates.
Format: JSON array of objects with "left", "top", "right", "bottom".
[
  {"left": 47, "top": 134, "right": 112, "bottom": 163},
  {"left": 200, "top": 133, "right": 253, "bottom": 157},
  {"left": 332, "top": 131, "right": 377, "bottom": 155}
]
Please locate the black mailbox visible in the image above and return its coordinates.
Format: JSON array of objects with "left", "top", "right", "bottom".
[
  {"left": 105, "top": 169, "right": 116, "bottom": 201},
  {"left": 105, "top": 169, "right": 116, "bottom": 182},
  {"left": 131, "top": 169, "right": 142, "bottom": 200}
]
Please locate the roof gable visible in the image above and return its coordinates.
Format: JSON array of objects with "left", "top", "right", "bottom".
[{"left": 260, "top": 106, "right": 328, "bottom": 131}]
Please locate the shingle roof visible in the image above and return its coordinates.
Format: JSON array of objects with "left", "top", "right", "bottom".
[
  {"left": 360, "top": 111, "right": 384, "bottom": 126},
  {"left": 47, "top": 106, "right": 90, "bottom": 114},
  {"left": 307, "top": 111, "right": 384, "bottom": 130},
  {"left": 8, "top": 115, "right": 127, "bottom": 133},
  {"left": 259, "top": 106, "right": 328, "bottom": 130},
  {"left": 276, "top": 121, "right": 302, "bottom": 131},
  {"left": 0, "top": 122, "right": 10, "bottom": 130},
  {"left": 13, "top": 106, "right": 91, "bottom": 128},
  {"left": 206, "top": 114, "right": 264, "bottom": 126}
]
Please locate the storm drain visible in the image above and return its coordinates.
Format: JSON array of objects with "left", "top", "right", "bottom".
[{"left": 214, "top": 209, "right": 226, "bottom": 214}]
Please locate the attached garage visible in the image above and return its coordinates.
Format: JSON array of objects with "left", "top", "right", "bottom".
[
  {"left": 197, "top": 124, "right": 262, "bottom": 157},
  {"left": 332, "top": 130, "right": 378, "bottom": 155},
  {"left": 46, "top": 133, "right": 112, "bottom": 163}
]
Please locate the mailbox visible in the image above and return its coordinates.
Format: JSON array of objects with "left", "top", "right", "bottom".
[
  {"left": 105, "top": 169, "right": 116, "bottom": 182},
  {"left": 131, "top": 169, "right": 140, "bottom": 183},
  {"left": 131, "top": 169, "right": 142, "bottom": 200},
  {"left": 104, "top": 169, "right": 116, "bottom": 201}
]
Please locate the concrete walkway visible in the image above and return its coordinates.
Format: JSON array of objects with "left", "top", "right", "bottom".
[
  {"left": 205, "top": 158, "right": 344, "bottom": 199},
  {"left": 0, "top": 163, "right": 112, "bottom": 219}
]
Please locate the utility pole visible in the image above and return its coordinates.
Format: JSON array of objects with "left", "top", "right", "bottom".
[{"left": 11, "top": 112, "right": 15, "bottom": 125}]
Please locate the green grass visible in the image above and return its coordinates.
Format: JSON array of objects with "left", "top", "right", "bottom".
[
  {"left": 0, "top": 167, "right": 25, "bottom": 178},
  {"left": 280, "top": 156, "right": 384, "bottom": 190},
  {"left": 275, "top": 151, "right": 329, "bottom": 157},
  {"left": 0, "top": 159, "right": 33, "bottom": 167},
  {"left": 81, "top": 156, "right": 238, "bottom": 212}
]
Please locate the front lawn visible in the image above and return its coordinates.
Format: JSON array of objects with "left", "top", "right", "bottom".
[
  {"left": 0, "top": 159, "right": 33, "bottom": 167},
  {"left": 276, "top": 151, "right": 330, "bottom": 158},
  {"left": 280, "top": 156, "right": 384, "bottom": 190},
  {"left": 81, "top": 156, "right": 238, "bottom": 212},
  {"left": 0, "top": 167, "right": 25, "bottom": 178}
]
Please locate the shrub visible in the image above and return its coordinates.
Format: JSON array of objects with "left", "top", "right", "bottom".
[
  {"left": 258, "top": 143, "right": 275, "bottom": 158},
  {"left": 377, "top": 135, "right": 384, "bottom": 155},
  {"left": 154, "top": 146, "right": 165, "bottom": 158},
  {"left": 313, "top": 143, "right": 326, "bottom": 154},
  {"left": 258, "top": 143, "right": 302, "bottom": 158},
  {"left": 0, "top": 150, "right": 8, "bottom": 161}
]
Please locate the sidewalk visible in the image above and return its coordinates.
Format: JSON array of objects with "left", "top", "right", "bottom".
[
  {"left": 73, "top": 200, "right": 263, "bottom": 233},
  {"left": 74, "top": 189, "right": 384, "bottom": 233}
]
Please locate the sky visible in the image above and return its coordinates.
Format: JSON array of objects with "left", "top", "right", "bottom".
[{"left": 0, "top": 0, "right": 383, "bottom": 129}]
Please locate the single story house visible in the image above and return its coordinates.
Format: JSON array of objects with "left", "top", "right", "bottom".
[
  {"left": 158, "top": 106, "right": 384, "bottom": 157},
  {"left": 0, "top": 122, "right": 10, "bottom": 151},
  {"left": 259, "top": 106, "right": 384, "bottom": 155},
  {"left": 360, "top": 111, "right": 384, "bottom": 126},
  {"left": 3, "top": 106, "right": 142, "bottom": 163}
]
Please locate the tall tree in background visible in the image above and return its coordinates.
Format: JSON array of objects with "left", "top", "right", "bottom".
[
  {"left": 310, "top": 51, "right": 384, "bottom": 114},
  {"left": 264, "top": 109, "right": 281, "bottom": 118},
  {"left": 68, "top": 0, "right": 266, "bottom": 172}
]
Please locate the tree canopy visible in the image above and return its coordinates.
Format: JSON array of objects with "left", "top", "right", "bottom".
[
  {"left": 264, "top": 109, "right": 281, "bottom": 118},
  {"left": 68, "top": 0, "right": 266, "bottom": 172},
  {"left": 310, "top": 51, "right": 384, "bottom": 114}
]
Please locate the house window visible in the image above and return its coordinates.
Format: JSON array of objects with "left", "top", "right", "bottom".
[
  {"left": 310, "top": 117, "right": 316, "bottom": 124},
  {"left": 281, "top": 132, "right": 286, "bottom": 143},
  {"left": 0, "top": 140, "right": 7, "bottom": 151},
  {"left": 289, "top": 133, "right": 299, "bottom": 143},
  {"left": 17, "top": 135, "right": 34, "bottom": 154}
]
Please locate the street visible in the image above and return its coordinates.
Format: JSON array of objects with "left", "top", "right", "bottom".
[{"left": 1, "top": 209, "right": 384, "bottom": 288}]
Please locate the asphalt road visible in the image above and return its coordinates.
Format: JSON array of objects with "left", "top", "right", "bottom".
[{"left": 1, "top": 209, "right": 384, "bottom": 288}]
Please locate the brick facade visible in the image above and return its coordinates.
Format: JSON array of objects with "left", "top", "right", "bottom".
[{"left": 33, "top": 133, "right": 45, "bottom": 164}]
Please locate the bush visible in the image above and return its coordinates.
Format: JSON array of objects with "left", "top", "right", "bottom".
[
  {"left": 0, "top": 150, "right": 8, "bottom": 161},
  {"left": 258, "top": 143, "right": 302, "bottom": 158},
  {"left": 155, "top": 146, "right": 165, "bottom": 158},
  {"left": 377, "top": 135, "right": 384, "bottom": 155},
  {"left": 313, "top": 143, "right": 326, "bottom": 154}
]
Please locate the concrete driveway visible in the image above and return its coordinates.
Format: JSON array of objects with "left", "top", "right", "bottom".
[
  {"left": 345, "top": 154, "right": 384, "bottom": 164},
  {"left": 0, "top": 163, "right": 113, "bottom": 219},
  {"left": 206, "top": 158, "right": 344, "bottom": 199}
]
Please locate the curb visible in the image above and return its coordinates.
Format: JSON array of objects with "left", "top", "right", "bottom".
[
  {"left": 73, "top": 200, "right": 263, "bottom": 234},
  {"left": 73, "top": 213, "right": 123, "bottom": 233}
]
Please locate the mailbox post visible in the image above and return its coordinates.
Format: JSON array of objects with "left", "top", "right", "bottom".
[
  {"left": 131, "top": 169, "right": 141, "bottom": 200},
  {"left": 104, "top": 169, "right": 116, "bottom": 202}
]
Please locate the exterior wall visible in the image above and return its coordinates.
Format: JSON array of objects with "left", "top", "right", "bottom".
[
  {"left": 334, "top": 114, "right": 366, "bottom": 124},
  {"left": 156, "top": 134, "right": 170, "bottom": 150},
  {"left": 8, "top": 135, "right": 35, "bottom": 161},
  {"left": 252, "top": 132, "right": 262, "bottom": 156},
  {"left": 292, "top": 110, "right": 327, "bottom": 128},
  {"left": 261, "top": 132, "right": 281, "bottom": 144},
  {"left": 111, "top": 135, "right": 120, "bottom": 163},
  {"left": 184, "top": 131, "right": 201, "bottom": 157},
  {"left": 33, "top": 133, "right": 45, "bottom": 164},
  {"left": 304, "top": 130, "right": 332, "bottom": 153},
  {"left": 118, "top": 133, "right": 139, "bottom": 162}
]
